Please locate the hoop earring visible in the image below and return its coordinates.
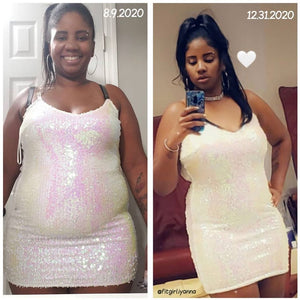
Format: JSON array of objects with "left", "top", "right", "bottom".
[
  {"left": 46, "top": 54, "right": 53, "bottom": 72},
  {"left": 222, "top": 71, "right": 230, "bottom": 91},
  {"left": 88, "top": 54, "right": 98, "bottom": 75},
  {"left": 46, "top": 54, "right": 56, "bottom": 84},
  {"left": 185, "top": 77, "right": 192, "bottom": 91}
]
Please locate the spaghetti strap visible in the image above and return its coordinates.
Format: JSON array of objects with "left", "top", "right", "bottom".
[
  {"left": 17, "top": 137, "right": 22, "bottom": 165},
  {"left": 26, "top": 86, "right": 35, "bottom": 109},
  {"left": 99, "top": 84, "right": 109, "bottom": 100}
]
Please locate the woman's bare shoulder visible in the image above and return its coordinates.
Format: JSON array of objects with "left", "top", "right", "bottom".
[
  {"left": 103, "top": 84, "right": 128, "bottom": 111},
  {"left": 155, "top": 99, "right": 185, "bottom": 131},
  {"left": 7, "top": 87, "right": 37, "bottom": 120},
  {"left": 163, "top": 99, "right": 185, "bottom": 116},
  {"left": 244, "top": 89, "right": 265, "bottom": 115}
]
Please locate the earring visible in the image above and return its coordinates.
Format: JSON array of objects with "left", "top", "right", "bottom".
[
  {"left": 222, "top": 71, "right": 230, "bottom": 91},
  {"left": 46, "top": 54, "right": 56, "bottom": 84},
  {"left": 46, "top": 54, "right": 53, "bottom": 72},
  {"left": 185, "top": 77, "right": 192, "bottom": 91},
  {"left": 88, "top": 54, "right": 98, "bottom": 75}
]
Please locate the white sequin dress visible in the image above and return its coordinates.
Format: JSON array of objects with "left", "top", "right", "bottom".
[
  {"left": 4, "top": 96, "right": 137, "bottom": 288},
  {"left": 180, "top": 114, "right": 288, "bottom": 294}
]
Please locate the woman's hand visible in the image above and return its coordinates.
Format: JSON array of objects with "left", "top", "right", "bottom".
[
  {"left": 269, "top": 182, "right": 282, "bottom": 207},
  {"left": 164, "top": 105, "right": 206, "bottom": 150}
]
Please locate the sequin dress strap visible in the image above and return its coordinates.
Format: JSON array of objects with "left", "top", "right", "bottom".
[
  {"left": 25, "top": 86, "right": 36, "bottom": 109},
  {"left": 99, "top": 84, "right": 109, "bottom": 100},
  {"left": 17, "top": 138, "right": 22, "bottom": 165}
]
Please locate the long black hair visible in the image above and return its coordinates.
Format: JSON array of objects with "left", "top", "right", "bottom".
[
  {"left": 42, "top": 3, "right": 95, "bottom": 89},
  {"left": 176, "top": 14, "right": 252, "bottom": 125}
]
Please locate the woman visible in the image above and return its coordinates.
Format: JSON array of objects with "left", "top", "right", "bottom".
[
  {"left": 153, "top": 14, "right": 291, "bottom": 298},
  {"left": 4, "top": 3, "right": 147, "bottom": 294}
]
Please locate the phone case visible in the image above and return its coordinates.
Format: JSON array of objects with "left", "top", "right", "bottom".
[{"left": 186, "top": 90, "right": 205, "bottom": 132}]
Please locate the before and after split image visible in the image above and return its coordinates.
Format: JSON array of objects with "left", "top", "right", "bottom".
[{"left": 2, "top": 1, "right": 297, "bottom": 298}]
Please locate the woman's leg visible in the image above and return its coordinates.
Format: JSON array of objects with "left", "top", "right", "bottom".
[
  {"left": 69, "top": 281, "right": 133, "bottom": 294},
  {"left": 9, "top": 282, "right": 68, "bottom": 294},
  {"left": 210, "top": 282, "right": 260, "bottom": 298},
  {"left": 258, "top": 273, "right": 287, "bottom": 298}
]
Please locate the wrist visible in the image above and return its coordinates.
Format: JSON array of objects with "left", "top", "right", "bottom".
[
  {"left": 163, "top": 138, "right": 180, "bottom": 153},
  {"left": 268, "top": 181, "right": 283, "bottom": 194}
]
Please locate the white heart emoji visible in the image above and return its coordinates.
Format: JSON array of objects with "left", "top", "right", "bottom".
[{"left": 237, "top": 51, "right": 256, "bottom": 68}]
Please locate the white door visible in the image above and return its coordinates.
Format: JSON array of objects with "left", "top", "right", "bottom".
[
  {"left": 3, "top": 3, "right": 115, "bottom": 117},
  {"left": 3, "top": 3, "right": 48, "bottom": 116}
]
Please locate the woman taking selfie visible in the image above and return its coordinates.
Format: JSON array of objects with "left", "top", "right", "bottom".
[
  {"left": 153, "top": 13, "right": 291, "bottom": 298},
  {"left": 4, "top": 3, "right": 147, "bottom": 294}
]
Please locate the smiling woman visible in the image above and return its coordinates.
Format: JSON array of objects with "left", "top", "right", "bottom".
[
  {"left": 48, "top": 13, "right": 95, "bottom": 84},
  {"left": 44, "top": 4, "right": 96, "bottom": 89},
  {"left": 3, "top": 3, "right": 147, "bottom": 295}
]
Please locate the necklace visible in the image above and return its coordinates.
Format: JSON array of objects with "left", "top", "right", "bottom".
[{"left": 205, "top": 91, "right": 224, "bottom": 101}]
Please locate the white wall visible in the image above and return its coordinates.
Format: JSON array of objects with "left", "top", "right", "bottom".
[
  {"left": 116, "top": 3, "right": 147, "bottom": 152},
  {"left": 116, "top": 3, "right": 147, "bottom": 293},
  {"left": 153, "top": 3, "right": 297, "bottom": 197}
]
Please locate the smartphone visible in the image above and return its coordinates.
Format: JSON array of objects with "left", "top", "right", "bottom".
[{"left": 186, "top": 90, "right": 205, "bottom": 132}]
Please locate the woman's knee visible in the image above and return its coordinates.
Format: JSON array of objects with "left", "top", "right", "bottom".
[
  {"left": 210, "top": 282, "right": 260, "bottom": 298},
  {"left": 258, "top": 273, "right": 288, "bottom": 298}
]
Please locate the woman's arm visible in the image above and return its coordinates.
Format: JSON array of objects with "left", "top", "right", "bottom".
[
  {"left": 246, "top": 90, "right": 292, "bottom": 206},
  {"left": 106, "top": 84, "right": 147, "bottom": 224},
  {"left": 3, "top": 89, "right": 29, "bottom": 209},
  {"left": 153, "top": 100, "right": 206, "bottom": 196}
]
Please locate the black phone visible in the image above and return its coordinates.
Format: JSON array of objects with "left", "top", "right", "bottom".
[{"left": 186, "top": 90, "right": 205, "bottom": 132}]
